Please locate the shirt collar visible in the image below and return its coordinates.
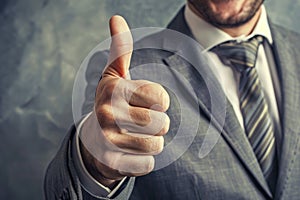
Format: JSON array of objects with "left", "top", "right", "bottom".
[{"left": 184, "top": 4, "right": 273, "bottom": 51}]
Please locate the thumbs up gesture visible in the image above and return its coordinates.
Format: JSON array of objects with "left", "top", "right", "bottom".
[{"left": 80, "top": 16, "right": 170, "bottom": 188}]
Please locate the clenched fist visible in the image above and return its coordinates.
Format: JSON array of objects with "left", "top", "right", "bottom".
[{"left": 79, "top": 16, "right": 170, "bottom": 188}]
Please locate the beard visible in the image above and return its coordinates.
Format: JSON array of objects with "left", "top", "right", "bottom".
[{"left": 188, "top": 0, "right": 264, "bottom": 28}]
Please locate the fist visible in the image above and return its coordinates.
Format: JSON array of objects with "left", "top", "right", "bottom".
[{"left": 80, "top": 15, "right": 170, "bottom": 188}]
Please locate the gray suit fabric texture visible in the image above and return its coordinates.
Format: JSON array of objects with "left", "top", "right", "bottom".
[{"left": 44, "top": 7, "right": 300, "bottom": 200}]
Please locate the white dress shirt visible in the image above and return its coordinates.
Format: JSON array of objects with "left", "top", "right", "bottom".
[
  {"left": 72, "top": 4, "right": 282, "bottom": 198},
  {"left": 184, "top": 4, "right": 281, "bottom": 132}
]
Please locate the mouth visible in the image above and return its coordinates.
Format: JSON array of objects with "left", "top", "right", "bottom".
[{"left": 209, "top": 0, "right": 246, "bottom": 17}]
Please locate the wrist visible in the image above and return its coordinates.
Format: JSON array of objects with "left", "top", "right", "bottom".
[{"left": 79, "top": 139, "right": 122, "bottom": 189}]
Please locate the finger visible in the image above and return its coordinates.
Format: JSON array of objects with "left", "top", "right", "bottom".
[
  {"left": 104, "top": 15, "right": 133, "bottom": 78},
  {"left": 100, "top": 151, "right": 155, "bottom": 177},
  {"left": 80, "top": 143, "right": 154, "bottom": 180},
  {"left": 105, "top": 131, "right": 164, "bottom": 155},
  {"left": 119, "top": 106, "right": 170, "bottom": 136},
  {"left": 124, "top": 80, "right": 170, "bottom": 112},
  {"left": 117, "top": 154, "right": 155, "bottom": 176},
  {"left": 96, "top": 101, "right": 169, "bottom": 135},
  {"left": 96, "top": 93, "right": 170, "bottom": 136}
]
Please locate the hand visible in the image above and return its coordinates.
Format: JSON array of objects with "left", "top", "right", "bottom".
[{"left": 80, "top": 15, "right": 170, "bottom": 188}]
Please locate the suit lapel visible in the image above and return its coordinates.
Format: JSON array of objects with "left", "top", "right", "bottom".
[
  {"left": 270, "top": 24, "right": 300, "bottom": 198},
  {"left": 162, "top": 8, "right": 272, "bottom": 197},
  {"left": 163, "top": 54, "right": 272, "bottom": 198}
]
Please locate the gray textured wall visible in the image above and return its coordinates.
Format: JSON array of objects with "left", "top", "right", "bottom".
[{"left": 0, "top": 0, "right": 299, "bottom": 199}]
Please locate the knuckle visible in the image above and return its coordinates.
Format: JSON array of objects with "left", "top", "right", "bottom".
[
  {"left": 144, "top": 156, "right": 155, "bottom": 173},
  {"left": 111, "top": 43, "right": 133, "bottom": 53},
  {"left": 96, "top": 104, "right": 114, "bottom": 126},
  {"left": 130, "top": 108, "right": 151, "bottom": 126},
  {"left": 97, "top": 104, "right": 111, "bottom": 118},
  {"left": 154, "top": 136, "right": 165, "bottom": 154},
  {"left": 149, "top": 83, "right": 170, "bottom": 111},
  {"left": 144, "top": 83, "right": 170, "bottom": 111},
  {"left": 96, "top": 84, "right": 113, "bottom": 105},
  {"left": 137, "top": 81, "right": 154, "bottom": 95},
  {"left": 158, "top": 113, "right": 170, "bottom": 135},
  {"left": 158, "top": 86, "right": 170, "bottom": 112},
  {"left": 102, "top": 80, "right": 118, "bottom": 97},
  {"left": 145, "top": 136, "right": 164, "bottom": 155},
  {"left": 98, "top": 78, "right": 125, "bottom": 101}
]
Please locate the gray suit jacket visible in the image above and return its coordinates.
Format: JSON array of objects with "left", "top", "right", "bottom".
[{"left": 44, "top": 7, "right": 300, "bottom": 200}]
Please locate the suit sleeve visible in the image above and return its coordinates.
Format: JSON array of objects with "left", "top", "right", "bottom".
[
  {"left": 44, "top": 50, "right": 136, "bottom": 199},
  {"left": 44, "top": 123, "right": 136, "bottom": 200}
]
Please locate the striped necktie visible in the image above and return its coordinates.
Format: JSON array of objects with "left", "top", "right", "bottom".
[{"left": 212, "top": 36, "right": 277, "bottom": 189}]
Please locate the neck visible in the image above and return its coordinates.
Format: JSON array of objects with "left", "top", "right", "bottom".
[{"left": 188, "top": 2, "right": 262, "bottom": 37}]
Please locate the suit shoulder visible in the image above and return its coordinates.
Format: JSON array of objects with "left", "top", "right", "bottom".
[
  {"left": 131, "top": 30, "right": 174, "bottom": 66},
  {"left": 271, "top": 23, "right": 300, "bottom": 47}
]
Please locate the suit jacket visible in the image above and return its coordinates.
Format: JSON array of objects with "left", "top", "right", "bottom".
[{"left": 44, "top": 7, "right": 300, "bottom": 200}]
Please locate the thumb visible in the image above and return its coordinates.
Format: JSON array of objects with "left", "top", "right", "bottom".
[{"left": 104, "top": 15, "right": 133, "bottom": 78}]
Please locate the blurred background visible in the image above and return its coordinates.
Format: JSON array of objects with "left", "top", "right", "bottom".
[{"left": 0, "top": 0, "right": 299, "bottom": 199}]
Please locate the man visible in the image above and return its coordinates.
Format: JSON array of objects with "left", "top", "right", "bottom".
[{"left": 44, "top": 0, "right": 300, "bottom": 199}]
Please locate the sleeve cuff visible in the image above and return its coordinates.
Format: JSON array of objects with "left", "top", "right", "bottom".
[{"left": 71, "top": 111, "right": 127, "bottom": 198}]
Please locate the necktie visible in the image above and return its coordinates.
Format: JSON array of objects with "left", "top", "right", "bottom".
[{"left": 212, "top": 36, "right": 277, "bottom": 189}]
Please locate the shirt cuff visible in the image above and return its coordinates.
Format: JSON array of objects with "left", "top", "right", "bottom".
[{"left": 71, "top": 111, "right": 127, "bottom": 198}]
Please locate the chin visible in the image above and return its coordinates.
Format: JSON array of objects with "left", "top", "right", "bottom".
[
  {"left": 210, "top": 10, "right": 257, "bottom": 28},
  {"left": 189, "top": 0, "right": 264, "bottom": 28}
]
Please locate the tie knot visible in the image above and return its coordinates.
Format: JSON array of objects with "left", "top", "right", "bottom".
[{"left": 212, "top": 35, "right": 264, "bottom": 72}]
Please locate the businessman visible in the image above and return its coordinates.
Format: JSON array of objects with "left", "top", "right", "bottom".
[{"left": 45, "top": 0, "right": 300, "bottom": 199}]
